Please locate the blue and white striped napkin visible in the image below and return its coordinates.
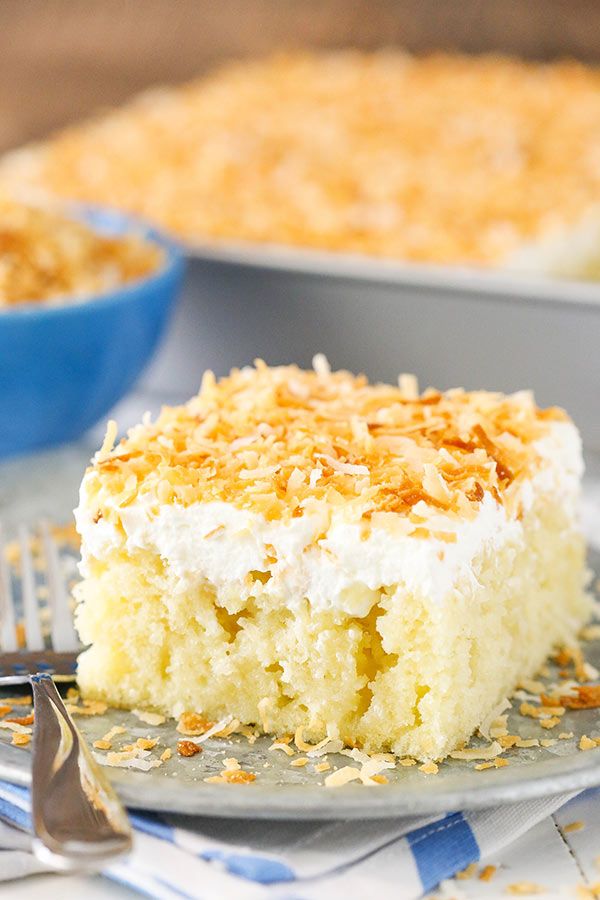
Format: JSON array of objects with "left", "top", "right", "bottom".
[{"left": 0, "top": 779, "right": 578, "bottom": 899}]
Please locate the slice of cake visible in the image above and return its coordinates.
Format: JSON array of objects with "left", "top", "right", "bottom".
[{"left": 74, "top": 359, "right": 589, "bottom": 760}]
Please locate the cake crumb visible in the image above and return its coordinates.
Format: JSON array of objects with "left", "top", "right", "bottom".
[
  {"left": 177, "top": 740, "right": 203, "bottom": 757},
  {"left": 223, "top": 757, "right": 240, "bottom": 770},
  {"left": 579, "top": 735, "right": 597, "bottom": 751},
  {"left": 399, "top": 757, "right": 417, "bottom": 767}
]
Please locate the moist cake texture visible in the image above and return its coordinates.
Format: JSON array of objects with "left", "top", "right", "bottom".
[
  {"left": 3, "top": 51, "right": 600, "bottom": 273},
  {"left": 74, "top": 359, "right": 589, "bottom": 759}
]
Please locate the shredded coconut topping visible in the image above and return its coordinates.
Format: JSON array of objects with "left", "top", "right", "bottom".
[
  {"left": 83, "top": 360, "right": 566, "bottom": 527},
  {"left": 5, "top": 51, "right": 600, "bottom": 265}
]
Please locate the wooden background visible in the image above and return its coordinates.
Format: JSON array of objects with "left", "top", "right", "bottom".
[{"left": 0, "top": 0, "right": 599, "bottom": 153}]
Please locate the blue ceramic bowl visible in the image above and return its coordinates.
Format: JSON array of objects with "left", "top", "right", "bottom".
[{"left": 0, "top": 206, "right": 185, "bottom": 458}]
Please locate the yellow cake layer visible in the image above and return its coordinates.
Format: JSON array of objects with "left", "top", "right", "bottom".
[{"left": 75, "top": 490, "right": 589, "bottom": 760}]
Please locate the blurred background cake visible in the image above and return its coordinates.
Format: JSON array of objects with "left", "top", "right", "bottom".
[{"left": 0, "top": 0, "right": 599, "bottom": 461}]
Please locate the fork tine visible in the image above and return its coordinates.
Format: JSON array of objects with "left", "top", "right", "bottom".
[
  {"left": 40, "top": 521, "right": 79, "bottom": 653},
  {"left": 19, "top": 525, "right": 44, "bottom": 652},
  {"left": 0, "top": 523, "right": 18, "bottom": 652}
]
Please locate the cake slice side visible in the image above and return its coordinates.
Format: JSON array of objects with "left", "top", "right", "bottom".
[{"left": 74, "top": 363, "right": 590, "bottom": 759}]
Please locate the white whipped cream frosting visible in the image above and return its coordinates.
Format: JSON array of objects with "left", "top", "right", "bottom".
[{"left": 75, "top": 420, "right": 582, "bottom": 616}]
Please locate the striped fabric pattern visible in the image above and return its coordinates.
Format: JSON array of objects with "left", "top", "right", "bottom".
[{"left": 0, "top": 779, "right": 577, "bottom": 898}]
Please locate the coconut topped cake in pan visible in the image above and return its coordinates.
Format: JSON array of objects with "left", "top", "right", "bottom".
[
  {"left": 3, "top": 51, "right": 600, "bottom": 276},
  {"left": 74, "top": 359, "right": 589, "bottom": 760}
]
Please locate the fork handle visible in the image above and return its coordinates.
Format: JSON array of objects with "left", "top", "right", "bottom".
[{"left": 30, "top": 673, "right": 132, "bottom": 871}]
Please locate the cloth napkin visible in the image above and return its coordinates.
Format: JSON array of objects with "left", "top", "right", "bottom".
[{"left": 0, "top": 779, "right": 583, "bottom": 899}]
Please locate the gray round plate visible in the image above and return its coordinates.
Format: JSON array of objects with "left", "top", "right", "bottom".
[{"left": 1, "top": 556, "right": 600, "bottom": 820}]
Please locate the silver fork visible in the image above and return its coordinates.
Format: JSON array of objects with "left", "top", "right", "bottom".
[{"left": 0, "top": 520, "right": 132, "bottom": 870}]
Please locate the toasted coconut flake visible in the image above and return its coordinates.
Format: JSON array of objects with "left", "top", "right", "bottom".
[
  {"left": 479, "top": 865, "right": 497, "bottom": 882},
  {"left": 515, "top": 738, "right": 540, "bottom": 749},
  {"left": 96, "top": 750, "right": 162, "bottom": 771},
  {"left": 11, "top": 732, "right": 31, "bottom": 747},
  {"left": 221, "top": 769, "right": 256, "bottom": 784},
  {"left": 176, "top": 712, "right": 214, "bottom": 736},
  {"left": 581, "top": 624, "right": 600, "bottom": 641},
  {"left": 456, "top": 863, "right": 478, "bottom": 880},
  {"left": 579, "top": 735, "right": 597, "bottom": 751},
  {"left": 519, "top": 702, "right": 564, "bottom": 719},
  {"left": 177, "top": 740, "right": 202, "bottom": 757},
  {"left": 314, "top": 761, "right": 331, "bottom": 773},
  {"left": 307, "top": 739, "right": 344, "bottom": 758},
  {"left": 160, "top": 748, "right": 172, "bottom": 762},
  {"left": 65, "top": 700, "right": 108, "bottom": 716},
  {"left": 5, "top": 713, "right": 34, "bottom": 726},
  {"left": 132, "top": 709, "right": 166, "bottom": 726},
  {"left": 0, "top": 706, "right": 12, "bottom": 717},
  {"left": 101, "top": 725, "right": 126, "bottom": 742},
  {"left": 0, "top": 721, "right": 32, "bottom": 734},
  {"left": 554, "top": 685, "right": 600, "bottom": 709},
  {"left": 290, "top": 757, "right": 309, "bottom": 767},
  {"left": 135, "top": 737, "right": 158, "bottom": 751},
  {"left": 97, "top": 420, "right": 118, "bottom": 462},
  {"left": 507, "top": 882, "right": 545, "bottom": 895},
  {"left": 213, "top": 718, "right": 242, "bottom": 738},
  {"left": 419, "top": 761, "right": 439, "bottom": 775},
  {"left": 449, "top": 741, "right": 503, "bottom": 761},
  {"left": 270, "top": 741, "right": 295, "bottom": 756},
  {"left": 563, "top": 821, "right": 585, "bottom": 832},
  {"left": 324, "top": 766, "right": 362, "bottom": 787},
  {"left": 80, "top": 362, "right": 564, "bottom": 531}
]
